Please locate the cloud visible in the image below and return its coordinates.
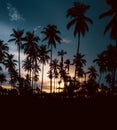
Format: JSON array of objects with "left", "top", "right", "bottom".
[
  {"left": 33, "top": 25, "right": 42, "bottom": 38},
  {"left": 6, "top": 3, "right": 25, "bottom": 22},
  {"left": 34, "top": 26, "right": 41, "bottom": 32},
  {"left": 62, "top": 38, "right": 71, "bottom": 44}
]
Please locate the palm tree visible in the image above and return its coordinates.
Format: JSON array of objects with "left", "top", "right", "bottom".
[
  {"left": 51, "top": 59, "right": 59, "bottom": 92},
  {"left": 39, "top": 45, "right": 50, "bottom": 93},
  {"left": 99, "top": 0, "right": 117, "bottom": 46},
  {"left": 4, "top": 54, "right": 18, "bottom": 88},
  {"left": 66, "top": 2, "right": 93, "bottom": 55},
  {"left": 0, "top": 40, "right": 9, "bottom": 69},
  {"left": 87, "top": 66, "right": 99, "bottom": 81},
  {"left": 41, "top": 24, "right": 61, "bottom": 93},
  {"left": 22, "top": 57, "right": 32, "bottom": 84},
  {"left": 23, "top": 31, "right": 40, "bottom": 55},
  {"left": 73, "top": 53, "right": 86, "bottom": 83},
  {"left": 23, "top": 31, "right": 40, "bottom": 88},
  {"left": 104, "top": 44, "right": 117, "bottom": 87},
  {"left": 93, "top": 53, "right": 107, "bottom": 85},
  {"left": 8, "top": 28, "right": 24, "bottom": 86},
  {"left": 58, "top": 50, "right": 67, "bottom": 64},
  {"left": 64, "top": 59, "right": 71, "bottom": 74}
]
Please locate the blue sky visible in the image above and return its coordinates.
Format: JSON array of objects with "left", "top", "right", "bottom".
[{"left": 0, "top": 0, "right": 115, "bottom": 91}]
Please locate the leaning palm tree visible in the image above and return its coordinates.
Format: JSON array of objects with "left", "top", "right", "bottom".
[
  {"left": 8, "top": 29, "right": 24, "bottom": 86},
  {"left": 41, "top": 24, "right": 61, "bottom": 93},
  {"left": 39, "top": 45, "right": 50, "bottom": 93},
  {"left": 66, "top": 2, "right": 93, "bottom": 55},
  {"left": 99, "top": 0, "right": 117, "bottom": 46}
]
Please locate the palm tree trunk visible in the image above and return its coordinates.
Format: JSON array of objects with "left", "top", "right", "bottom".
[
  {"left": 55, "top": 78, "right": 57, "bottom": 93},
  {"left": 50, "top": 45, "right": 53, "bottom": 93},
  {"left": 77, "top": 32, "right": 80, "bottom": 55},
  {"left": 41, "top": 64, "right": 44, "bottom": 94},
  {"left": 18, "top": 45, "right": 21, "bottom": 87},
  {"left": 74, "top": 33, "right": 80, "bottom": 86},
  {"left": 54, "top": 78, "right": 56, "bottom": 93}
]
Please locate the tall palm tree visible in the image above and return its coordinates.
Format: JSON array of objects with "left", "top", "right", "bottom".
[
  {"left": 99, "top": 0, "right": 117, "bottom": 46},
  {"left": 8, "top": 28, "right": 24, "bottom": 86},
  {"left": 4, "top": 54, "right": 18, "bottom": 88},
  {"left": 23, "top": 31, "right": 40, "bottom": 88},
  {"left": 66, "top": 2, "right": 93, "bottom": 55},
  {"left": 39, "top": 45, "right": 50, "bottom": 93},
  {"left": 41, "top": 24, "right": 61, "bottom": 93}
]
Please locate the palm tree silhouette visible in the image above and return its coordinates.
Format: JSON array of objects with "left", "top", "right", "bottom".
[
  {"left": 22, "top": 57, "right": 32, "bottom": 84},
  {"left": 66, "top": 2, "right": 93, "bottom": 54},
  {"left": 4, "top": 54, "right": 18, "bottom": 88},
  {"left": 93, "top": 53, "right": 107, "bottom": 85},
  {"left": 87, "top": 66, "right": 99, "bottom": 81},
  {"left": 64, "top": 59, "right": 71, "bottom": 75},
  {"left": 51, "top": 59, "right": 59, "bottom": 92},
  {"left": 66, "top": 2, "right": 93, "bottom": 83},
  {"left": 39, "top": 45, "right": 50, "bottom": 93},
  {"left": 58, "top": 50, "right": 67, "bottom": 64},
  {"left": 41, "top": 24, "right": 61, "bottom": 93},
  {"left": 23, "top": 31, "right": 40, "bottom": 88},
  {"left": 73, "top": 53, "right": 86, "bottom": 85},
  {"left": 0, "top": 40, "right": 9, "bottom": 69},
  {"left": 8, "top": 29, "right": 24, "bottom": 86},
  {"left": 99, "top": 0, "right": 117, "bottom": 46},
  {"left": 104, "top": 45, "right": 117, "bottom": 87}
]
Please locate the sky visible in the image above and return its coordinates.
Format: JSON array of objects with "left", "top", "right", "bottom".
[{"left": 0, "top": 0, "right": 115, "bottom": 92}]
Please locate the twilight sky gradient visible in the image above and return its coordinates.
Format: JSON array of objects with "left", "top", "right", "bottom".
[{"left": 0, "top": 0, "right": 115, "bottom": 91}]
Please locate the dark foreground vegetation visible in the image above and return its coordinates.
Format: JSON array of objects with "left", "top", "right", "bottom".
[{"left": 0, "top": 90, "right": 117, "bottom": 129}]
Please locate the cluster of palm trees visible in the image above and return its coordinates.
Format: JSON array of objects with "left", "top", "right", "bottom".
[{"left": 0, "top": 0, "right": 117, "bottom": 96}]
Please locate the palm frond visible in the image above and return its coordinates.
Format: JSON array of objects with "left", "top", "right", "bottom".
[
  {"left": 99, "top": 10, "right": 113, "bottom": 19},
  {"left": 66, "top": 19, "right": 76, "bottom": 30}
]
